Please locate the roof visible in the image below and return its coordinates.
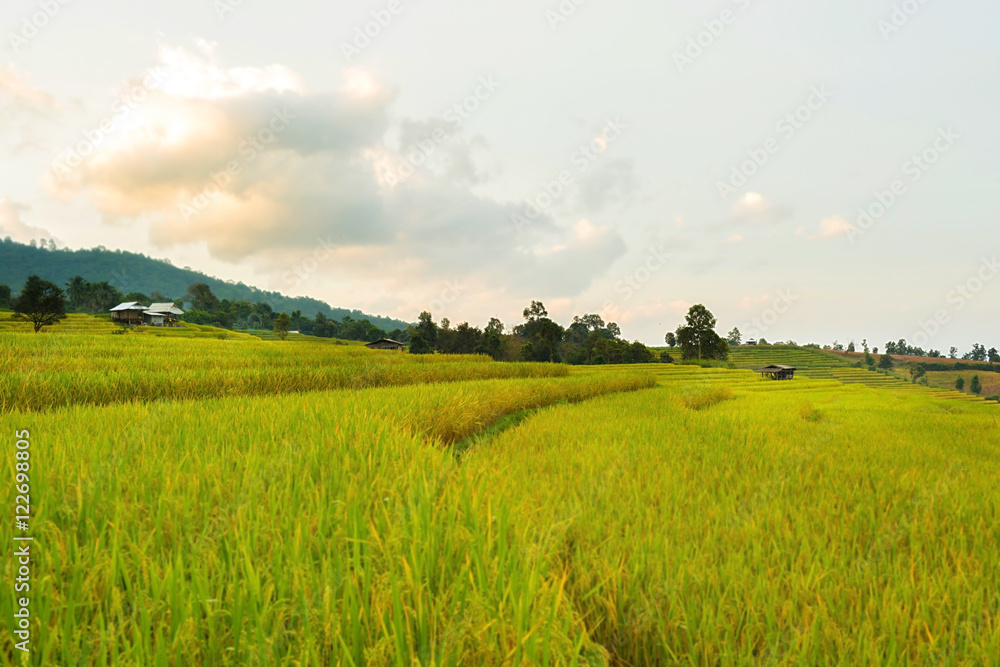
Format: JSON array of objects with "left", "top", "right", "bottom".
[
  {"left": 148, "top": 303, "right": 185, "bottom": 316},
  {"left": 366, "top": 338, "right": 404, "bottom": 347},
  {"left": 758, "top": 364, "right": 796, "bottom": 371},
  {"left": 110, "top": 302, "right": 148, "bottom": 312}
]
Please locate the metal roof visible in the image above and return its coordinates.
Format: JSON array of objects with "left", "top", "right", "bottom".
[
  {"left": 758, "top": 364, "right": 796, "bottom": 371},
  {"left": 148, "top": 303, "right": 185, "bottom": 316},
  {"left": 110, "top": 302, "right": 148, "bottom": 312}
]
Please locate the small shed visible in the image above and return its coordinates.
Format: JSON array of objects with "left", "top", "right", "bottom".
[
  {"left": 145, "top": 303, "right": 185, "bottom": 326},
  {"left": 143, "top": 311, "right": 167, "bottom": 326},
  {"left": 365, "top": 338, "right": 405, "bottom": 351},
  {"left": 109, "top": 302, "right": 147, "bottom": 325},
  {"left": 745, "top": 339, "right": 758, "bottom": 346},
  {"left": 757, "top": 364, "right": 796, "bottom": 380}
]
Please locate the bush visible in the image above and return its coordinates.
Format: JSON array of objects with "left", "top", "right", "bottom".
[{"left": 680, "top": 385, "right": 733, "bottom": 411}]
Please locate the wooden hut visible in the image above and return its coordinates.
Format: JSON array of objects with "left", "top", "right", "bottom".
[
  {"left": 109, "top": 302, "right": 147, "bottom": 325},
  {"left": 365, "top": 338, "right": 405, "bottom": 351},
  {"left": 144, "top": 303, "right": 185, "bottom": 327},
  {"left": 757, "top": 364, "right": 796, "bottom": 381}
]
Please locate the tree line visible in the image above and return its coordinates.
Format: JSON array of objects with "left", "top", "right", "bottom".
[{"left": 1, "top": 275, "right": 405, "bottom": 344}]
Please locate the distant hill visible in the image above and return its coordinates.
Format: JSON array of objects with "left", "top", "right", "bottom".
[{"left": 0, "top": 239, "right": 411, "bottom": 331}]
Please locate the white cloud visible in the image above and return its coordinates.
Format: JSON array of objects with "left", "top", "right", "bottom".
[
  {"left": 0, "top": 199, "right": 53, "bottom": 243},
  {"left": 45, "top": 43, "right": 627, "bottom": 311},
  {"left": 812, "top": 215, "right": 855, "bottom": 240}
]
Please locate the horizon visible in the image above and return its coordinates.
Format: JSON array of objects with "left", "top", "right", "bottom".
[{"left": 2, "top": 1, "right": 998, "bottom": 351}]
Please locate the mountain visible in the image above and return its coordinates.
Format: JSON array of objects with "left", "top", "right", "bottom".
[{"left": 0, "top": 239, "right": 411, "bottom": 331}]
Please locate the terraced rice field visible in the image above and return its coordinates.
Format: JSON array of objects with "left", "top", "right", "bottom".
[
  {"left": 729, "top": 345, "right": 987, "bottom": 401},
  {"left": 2, "top": 321, "right": 998, "bottom": 665}
]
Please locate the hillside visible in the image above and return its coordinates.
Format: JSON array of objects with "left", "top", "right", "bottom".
[{"left": 0, "top": 238, "right": 410, "bottom": 331}]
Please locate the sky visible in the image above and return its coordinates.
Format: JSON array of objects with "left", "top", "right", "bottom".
[{"left": 1, "top": 0, "right": 998, "bottom": 351}]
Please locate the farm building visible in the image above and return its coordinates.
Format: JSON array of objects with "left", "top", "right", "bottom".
[
  {"left": 757, "top": 364, "right": 796, "bottom": 381},
  {"left": 109, "top": 302, "right": 148, "bottom": 325},
  {"left": 365, "top": 338, "right": 405, "bottom": 351},
  {"left": 144, "top": 303, "right": 185, "bottom": 327}
]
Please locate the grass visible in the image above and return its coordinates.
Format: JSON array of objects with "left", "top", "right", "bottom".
[
  {"left": 0, "top": 373, "right": 653, "bottom": 666},
  {"left": 2, "top": 329, "right": 999, "bottom": 664},
  {"left": 924, "top": 370, "right": 1000, "bottom": 397},
  {"left": 0, "top": 333, "right": 568, "bottom": 412}
]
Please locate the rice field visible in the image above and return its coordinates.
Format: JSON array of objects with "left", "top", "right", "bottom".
[
  {"left": 0, "top": 332, "right": 567, "bottom": 412},
  {"left": 2, "top": 325, "right": 999, "bottom": 665}
]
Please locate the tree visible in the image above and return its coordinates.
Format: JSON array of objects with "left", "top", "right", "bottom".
[
  {"left": 910, "top": 363, "right": 926, "bottom": 383},
  {"left": 727, "top": 327, "right": 742, "bottom": 345},
  {"left": 878, "top": 354, "right": 894, "bottom": 371},
  {"left": 273, "top": 312, "right": 291, "bottom": 341},
  {"left": 847, "top": 341, "right": 856, "bottom": 353},
  {"left": 185, "top": 283, "right": 221, "bottom": 312},
  {"left": 124, "top": 291, "right": 151, "bottom": 304},
  {"left": 409, "top": 334, "right": 432, "bottom": 355},
  {"left": 0, "top": 284, "right": 11, "bottom": 309},
  {"left": 522, "top": 300, "right": 548, "bottom": 321},
  {"left": 664, "top": 332, "right": 677, "bottom": 348},
  {"left": 416, "top": 311, "right": 439, "bottom": 350},
  {"left": 966, "top": 344, "right": 988, "bottom": 362},
  {"left": 990, "top": 348, "right": 1000, "bottom": 364},
  {"left": 13, "top": 275, "right": 67, "bottom": 333},
  {"left": 949, "top": 347, "right": 959, "bottom": 359},
  {"left": 970, "top": 375, "right": 982, "bottom": 395},
  {"left": 955, "top": 377, "right": 965, "bottom": 392},
  {"left": 864, "top": 350, "right": 875, "bottom": 368},
  {"left": 675, "top": 305, "right": 727, "bottom": 361}
]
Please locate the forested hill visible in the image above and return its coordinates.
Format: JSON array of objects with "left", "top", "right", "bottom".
[{"left": 0, "top": 239, "right": 410, "bottom": 331}]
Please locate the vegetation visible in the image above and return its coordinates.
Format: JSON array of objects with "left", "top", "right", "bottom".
[
  {"left": 0, "top": 238, "right": 408, "bottom": 331},
  {"left": 404, "top": 302, "right": 657, "bottom": 365},
  {"left": 674, "top": 304, "right": 728, "bottom": 361},
  {"left": 272, "top": 312, "right": 291, "bottom": 341},
  {"left": 3, "top": 323, "right": 998, "bottom": 664},
  {"left": 12, "top": 275, "right": 66, "bottom": 333},
  {"left": 0, "top": 319, "right": 571, "bottom": 412}
]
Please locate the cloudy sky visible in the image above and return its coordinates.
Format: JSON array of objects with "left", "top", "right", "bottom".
[{"left": 1, "top": 0, "right": 998, "bottom": 350}]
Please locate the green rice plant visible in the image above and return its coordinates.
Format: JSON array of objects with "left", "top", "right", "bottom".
[
  {"left": 0, "top": 372, "right": 653, "bottom": 666},
  {"left": 0, "top": 333, "right": 569, "bottom": 412},
  {"left": 459, "top": 380, "right": 1000, "bottom": 665}
]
